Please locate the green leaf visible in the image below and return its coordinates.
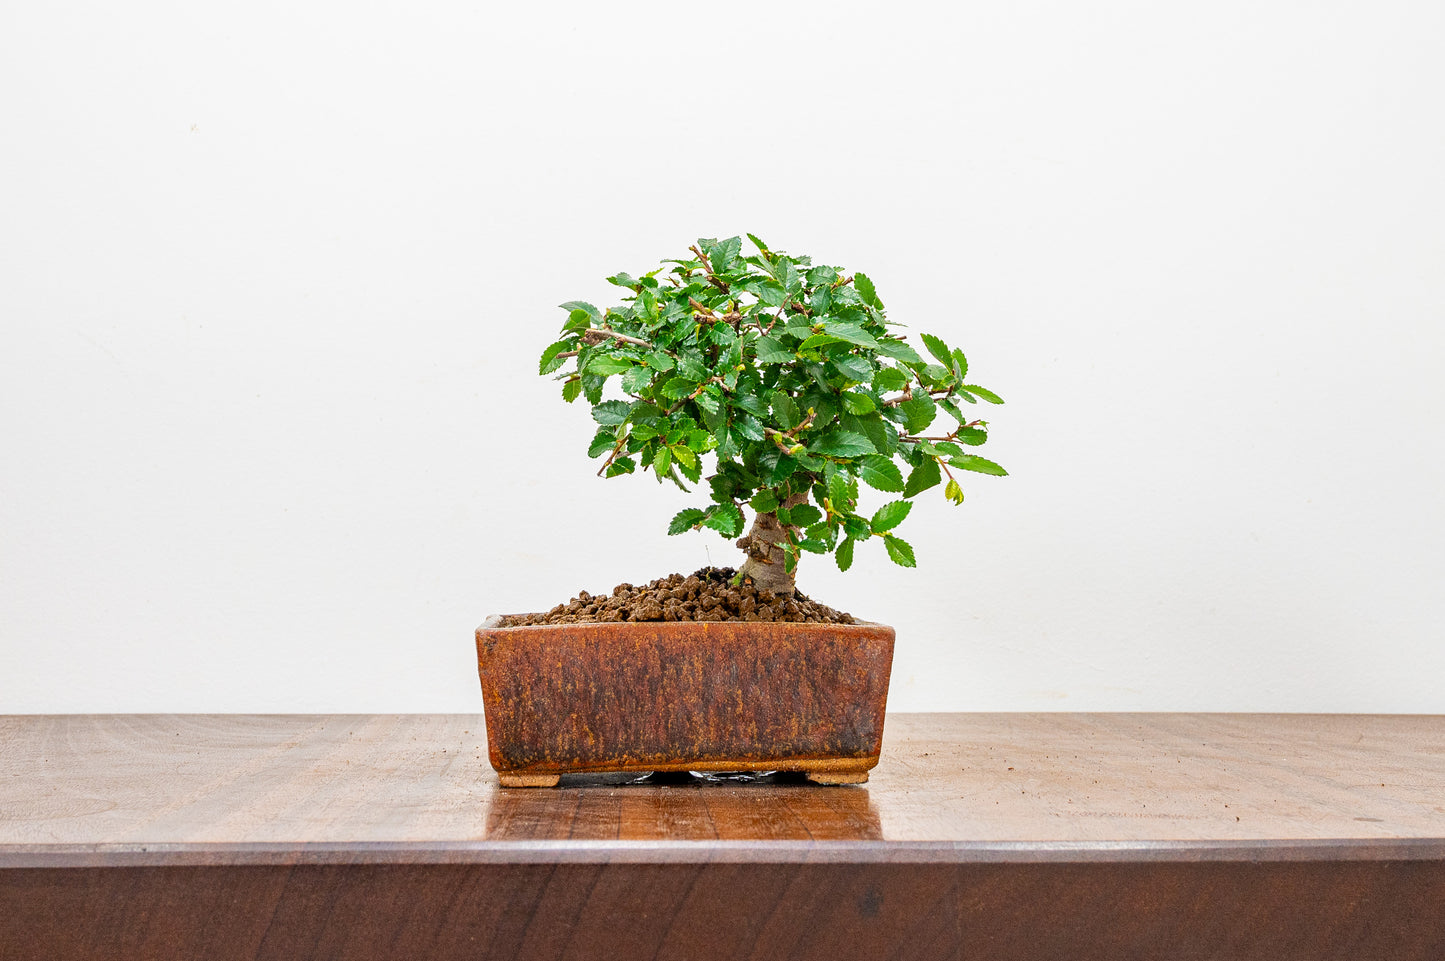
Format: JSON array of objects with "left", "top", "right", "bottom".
[
  {"left": 835, "top": 537, "right": 855, "bottom": 572},
  {"left": 606, "top": 272, "right": 639, "bottom": 287},
  {"left": 750, "top": 489, "right": 779, "bottom": 513},
  {"left": 898, "top": 395, "right": 937, "bottom": 433},
  {"left": 660, "top": 377, "right": 695, "bottom": 400},
  {"left": 586, "top": 354, "right": 634, "bottom": 377},
  {"left": 951, "top": 348, "right": 968, "bottom": 382},
  {"left": 695, "top": 388, "right": 721, "bottom": 417},
  {"left": 587, "top": 429, "right": 618, "bottom": 458},
  {"left": 561, "top": 379, "right": 582, "bottom": 403},
  {"left": 746, "top": 232, "right": 769, "bottom": 254},
  {"left": 753, "top": 336, "right": 794, "bottom": 364},
  {"left": 788, "top": 504, "right": 823, "bottom": 527},
  {"left": 809, "top": 430, "right": 874, "bottom": 458},
  {"left": 771, "top": 391, "right": 801, "bottom": 430},
  {"left": 903, "top": 457, "right": 942, "bottom": 496},
  {"left": 957, "top": 426, "right": 988, "bottom": 446},
  {"left": 854, "top": 272, "right": 883, "bottom": 309},
  {"left": 647, "top": 351, "right": 675, "bottom": 372},
  {"left": 831, "top": 354, "right": 875, "bottom": 383},
  {"left": 872, "top": 367, "right": 909, "bottom": 392},
  {"left": 668, "top": 508, "right": 707, "bottom": 535},
  {"left": 944, "top": 478, "right": 965, "bottom": 505},
  {"left": 756, "top": 282, "right": 787, "bottom": 307},
  {"left": 591, "top": 400, "right": 632, "bottom": 425},
  {"left": 806, "top": 265, "right": 838, "bottom": 286},
  {"left": 621, "top": 365, "right": 652, "bottom": 393},
  {"left": 605, "top": 456, "right": 636, "bottom": 477},
  {"left": 884, "top": 534, "right": 916, "bottom": 567},
  {"left": 799, "top": 333, "right": 849, "bottom": 351},
  {"left": 563, "top": 308, "right": 592, "bottom": 333},
  {"left": 827, "top": 473, "right": 854, "bottom": 511},
  {"left": 821, "top": 322, "right": 879, "bottom": 349},
  {"left": 704, "top": 502, "right": 743, "bottom": 537},
  {"left": 858, "top": 454, "right": 905, "bottom": 492},
  {"left": 843, "top": 515, "right": 872, "bottom": 540},
  {"left": 653, "top": 446, "right": 672, "bottom": 476},
  {"left": 921, "top": 333, "right": 952, "bottom": 367},
  {"left": 963, "top": 384, "right": 1005, "bottom": 404},
  {"left": 797, "top": 537, "right": 828, "bottom": 554},
  {"left": 950, "top": 454, "right": 1008, "bottom": 476},
  {"left": 670, "top": 445, "right": 696, "bottom": 470},
  {"left": 875, "top": 339, "right": 924, "bottom": 365},
  {"left": 539, "top": 339, "right": 573, "bottom": 375},
  {"left": 871, "top": 500, "right": 912, "bottom": 533},
  {"left": 559, "top": 300, "right": 602, "bottom": 322},
  {"left": 712, "top": 235, "right": 742, "bottom": 271},
  {"left": 841, "top": 392, "right": 876, "bottom": 415}
]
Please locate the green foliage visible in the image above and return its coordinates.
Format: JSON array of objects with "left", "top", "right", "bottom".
[{"left": 541, "top": 236, "right": 1007, "bottom": 578}]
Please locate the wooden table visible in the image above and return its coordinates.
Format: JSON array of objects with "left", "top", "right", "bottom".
[{"left": 3, "top": 713, "right": 1443, "bottom": 960}]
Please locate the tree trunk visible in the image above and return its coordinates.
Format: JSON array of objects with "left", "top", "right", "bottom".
[{"left": 735, "top": 493, "right": 809, "bottom": 596}]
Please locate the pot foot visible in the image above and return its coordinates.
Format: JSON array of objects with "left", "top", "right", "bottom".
[
  {"left": 498, "top": 773, "right": 561, "bottom": 788},
  {"left": 805, "top": 770, "right": 870, "bottom": 785}
]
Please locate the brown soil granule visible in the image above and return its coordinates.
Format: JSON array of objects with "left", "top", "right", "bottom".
[{"left": 499, "top": 567, "right": 856, "bottom": 627}]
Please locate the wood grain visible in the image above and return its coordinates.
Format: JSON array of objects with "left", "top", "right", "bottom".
[{"left": 3, "top": 714, "right": 1445, "bottom": 960}]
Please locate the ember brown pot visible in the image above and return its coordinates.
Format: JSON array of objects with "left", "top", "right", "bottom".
[{"left": 474, "top": 617, "right": 895, "bottom": 787}]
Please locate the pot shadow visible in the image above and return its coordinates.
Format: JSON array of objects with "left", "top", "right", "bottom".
[{"left": 483, "top": 770, "right": 883, "bottom": 841}]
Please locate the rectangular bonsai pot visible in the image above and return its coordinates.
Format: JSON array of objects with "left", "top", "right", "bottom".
[{"left": 474, "top": 617, "right": 895, "bottom": 787}]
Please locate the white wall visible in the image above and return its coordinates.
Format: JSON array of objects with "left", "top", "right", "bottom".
[{"left": 3, "top": 1, "right": 1443, "bottom": 713}]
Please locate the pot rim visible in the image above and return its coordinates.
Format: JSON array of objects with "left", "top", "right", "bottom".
[{"left": 478, "top": 614, "right": 888, "bottom": 632}]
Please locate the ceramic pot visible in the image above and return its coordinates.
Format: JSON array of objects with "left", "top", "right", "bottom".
[{"left": 474, "top": 617, "right": 895, "bottom": 787}]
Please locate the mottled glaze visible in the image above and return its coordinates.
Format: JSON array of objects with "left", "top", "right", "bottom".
[{"left": 475, "top": 617, "right": 895, "bottom": 786}]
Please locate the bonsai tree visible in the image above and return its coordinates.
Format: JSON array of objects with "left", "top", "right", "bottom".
[{"left": 539, "top": 234, "right": 1006, "bottom": 597}]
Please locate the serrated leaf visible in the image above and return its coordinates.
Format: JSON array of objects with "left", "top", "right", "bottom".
[
  {"left": 921, "top": 332, "right": 952, "bottom": 366},
  {"left": 621, "top": 365, "right": 652, "bottom": 393},
  {"left": 827, "top": 473, "right": 852, "bottom": 510},
  {"left": 903, "top": 457, "right": 941, "bottom": 497},
  {"left": 884, "top": 534, "right": 916, "bottom": 567},
  {"left": 872, "top": 367, "right": 910, "bottom": 392},
  {"left": 605, "top": 456, "right": 636, "bottom": 477},
  {"left": 668, "top": 508, "right": 707, "bottom": 535},
  {"left": 606, "top": 272, "right": 638, "bottom": 287},
  {"left": 951, "top": 348, "right": 968, "bottom": 382},
  {"left": 539, "top": 339, "right": 573, "bottom": 375},
  {"left": 653, "top": 446, "right": 671, "bottom": 476},
  {"left": 854, "top": 272, "right": 883, "bottom": 309},
  {"left": 799, "top": 333, "right": 849, "bottom": 351},
  {"left": 843, "top": 515, "right": 872, "bottom": 540},
  {"left": 875, "top": 339, "right": 924, "bottom": 365},
  {"left": 591, "top": 400, "right": 633, "bottom": 425},
  {"left": 871, "top": 500, "right": 912, "bottom": 533},
  {"left": 797, "top": 537, "right": 828, "bottom": 554},
  {"left": 898, "top": 395, "right": 937, "bottom": 433},
  {"left": 821, "top": 321, "right": 879, "bottom": 349},
  {"left": 957, "top": 426, "right": 988, "bottom": 446},
  {"left": 647, "top": 351, "right": 675, "bottom": 372},
  {"left": 806, "top": 265, "right": 838, "bottom": 286},
  {"left": 808, "top": 430, "right": 874, "bottom": 458},
  {"left": 753, "top": 335, "right": 794, "bottom": 364},
  {"left": 586, "top": 354, "right": 634, "bottom": 377},
  {"left": 835, "top": 537, "right": 855, "bottom": 572},
  {"left": 841, "top": 392, "right": 877, "bottom": 415},
  {"left": 756, "top": 282, "right": 787, "bottom": 307},
  {"left": 733, "top": 414, "right": 765, "bottom": 441},
  {"left": 695, "top": 388, "right": 721, "bottom": 416},
  {"left": 670, "top": 445, "right": 696, "bottom": 470},
  {"left": 704, "top": 502, "right": 743, "bottom": 537},
  {"left": 945, "top": 478, "right": 965, "bottom": 504},
  {"left": 660, "top": 377, "right": 695, "bottom": 400},
  {"left": 746, "top": 232, "right": 769, "bottom": 254},
  {"left": 587, "top": 429, "right": 618, "bottom": 458},
  {"left": 712, "top": 235, "right": 741, "bottom": 271},
  {"left": 563, "top": 308, "right": 592, "bottom": 333},
  {"left": 750, "top": 489, "right": 779, "bottom": 513},
  {"left": 562, "top": 379, "right": 582, "bottom": 403},
  {"left": 788, "top": 504, "right": 823, "bottom": 527},
  {"left": 963, "top": 384, "right": 1005, "bottom": 404},
  {"left": 950, "top": 454, "right": 1008, "bottom": 476},
  {"left": 831, "top": 354, "right": 875, "bottom": 383},
  {"left": 559, "top": 300, "right": 601, "bottom": 321},
  {"left": 858, "top": 454, "right": 905, "bottom": 492},
  {"left": 771, "top": 391, "right": 801, "bottom": 430}
]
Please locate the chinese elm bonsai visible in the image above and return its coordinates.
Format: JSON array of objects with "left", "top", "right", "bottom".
[{"left": 539, "top": 234, "right": 1006, "bottom": 599}]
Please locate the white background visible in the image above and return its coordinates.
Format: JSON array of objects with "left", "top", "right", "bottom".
[{"left": 3, "top": 1, "right": 1443, "bottom": 713}]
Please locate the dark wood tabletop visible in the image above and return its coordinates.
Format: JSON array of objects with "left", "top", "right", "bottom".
[{"left": 4, "top": 713, "right": 1443, "bottom": 960}]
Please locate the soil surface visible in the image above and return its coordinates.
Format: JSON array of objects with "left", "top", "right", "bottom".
[{"left": 499, "top": 567, "right": 856, "bottom": 626}]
